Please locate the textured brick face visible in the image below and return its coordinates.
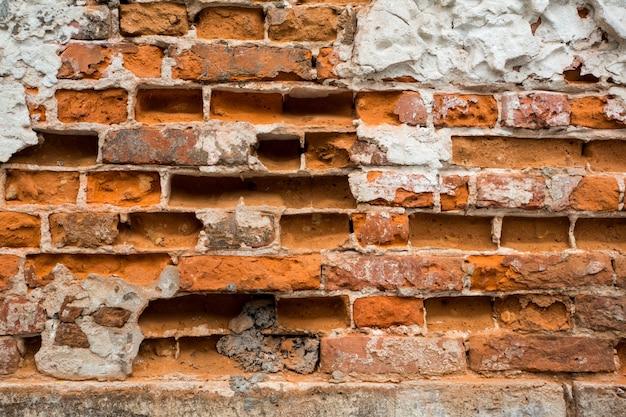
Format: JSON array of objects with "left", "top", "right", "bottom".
[{"left": 2, "top": 0, "right": 626, "bottom": 404}]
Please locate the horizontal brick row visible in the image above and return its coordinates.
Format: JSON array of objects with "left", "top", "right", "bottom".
[{"left": 43, "top": 88, "right": 626, "bottom": 130}]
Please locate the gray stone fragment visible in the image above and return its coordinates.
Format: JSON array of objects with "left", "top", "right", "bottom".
[{"left": 573, "top": 382, "right": 626, "bottom": 417}]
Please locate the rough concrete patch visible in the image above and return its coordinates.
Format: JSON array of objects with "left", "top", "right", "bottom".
[{"left": 0, "top": 83, "right": 38, "bottom": 162}]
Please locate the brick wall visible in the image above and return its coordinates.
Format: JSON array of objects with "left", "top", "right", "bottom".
[{"left": 1, "top": 0, "right": 625, "bottom": 415}]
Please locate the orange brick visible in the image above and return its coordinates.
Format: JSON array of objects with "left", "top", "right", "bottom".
[
  {"left": 24, "top": 254, "right": 172, "bottom": 287},
  {"left": 433, "top": 94, "right": 498, "bottom": 127},
  {"left": 5, "top": 170, "right": 79, "bottom": 205},
  {"left": 118, "top": 44, "right": 163, "bottom": 78},
  {"left": 353, "top": 297, "right": 424, "bottom": 328},
  {"left": 120, "top": 2, "right": 188, "bottom": 36},
  {"left": 86, "top": 171, "right": 161, "bottom": 207},
  {"left": 58, "top": 43, "right": 110, "bottom": 79},
  {"left": 316, "top": 47, "right": 339, "bottom": 79},
  {"left": 0, "top": 256, "right": 21, "bottom": 291},
  {"left": 352, "top": 212, "right": 409, "bottom": 247},
  {"left": 469, "top": 253, "right": 613, "bottom": 291},
  {"left": 356, "top": 91, "right": 426, "bottom": 126},
  {"left": 268, "top": 6, "right": 337, "bottom": 42},
  {"left": 196, "top": 7, "right": 264, "bottom": 40},
  {"left": 569, "top": 176, "right": 619, "bottom": 211},
  {"left": 0, "top": 212, "right": 40, "bottom": 248},
  {"left": 570, "top": 96, "right": 626, "bottom": 129},
  {"left": 179, "top": 255, "right": 321, "bottom": 291},
  {"left": 440, "top": 175, "right": 469, "bottom": 211},
  {"left": 56, "top": 89, "right": 128, "bottom": 124}
]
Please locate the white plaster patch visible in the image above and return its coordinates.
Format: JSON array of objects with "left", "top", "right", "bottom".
[
  {"left": 0, "top": 83, "right": 38, "bottom": 162},
  {"left": 356, "top": 124, "right": 451, "bottom": 168},
  {"left": 349, "top": 0, "right": 626, "bottom": 85}
]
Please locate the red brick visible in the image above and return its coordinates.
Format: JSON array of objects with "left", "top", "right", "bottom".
[
  {"left": 476, "top": 174, "right": 546, "bottom": 209},
  {"left": 120, "top": 2, "right": 188, "bottom": 36},
  {"left": 433, "top": 94, "right": 498, "bottom": 128},
  {"left": 6, "top": 170, "right": 80, "bottom": 205},
  {"left": 172, "top": 44, "right": 313, "bottom": 82},
  {"left": 0, "top": 256, "right": 21, "bottom": 291},
  {"left": 469, "top": 253, "right": 613, "bottom": 291},
  {"left": 615, "top": 255, "right": 626, "bottom": 289},
  {"left": 440, "top": 175, "right": 469, "bottom": 211},
  {"left": 320, "top": 336, "right": 466, "bottom": 375},
  {"left": 570, "top": 96, "right": 626, "bottom": 129},
  {"left": 501, "top": 92, "right": 570, "bottom": 128},
  {"left": 0, "top": 337, "right": 20, "bottom": 375},
  {"left": 0, "top": 212, "right": 40, "bottom": 248},
  {"left": 468, "top": 333, "right": 615, "bottom": 372},
  {"left": 324, "top": 253, "right": 464, "bottom": 292},
  {"left": 569, "top": 176, "right": 619, "bottom": 211},
  {"left": 92, "top": 307, "right": 131, "bottom": 328},
  {"left": 86, "top": 171, "right": 160, "bottom": 207},
  {"left": 102, "top": 128, "right": 208, "bottom": 165},
  {"left": 58, "top": 43, "right": 110, "bottom": 79},
  {"left": 268, "top": 6, "right": 337, "bottom": 42},
  {"left": 352, "top": 212, "right": 409, "bottom": 247},
  {"left": 56, "top": 89, "right": 128, "bottom": 124},
  {"left": 179, "top": 255, "right": 321, "bottom": 292},
  {"left": 353, "top": 297, "right": 424, "bottom": 328},
  {"left": 574, "top": 295, "right": 626, "bottom": 332},
  {"left": 0, "top": 296, "right": 46, "bottom": 335}
]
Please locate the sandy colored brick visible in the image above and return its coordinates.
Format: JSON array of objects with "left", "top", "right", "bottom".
[
  {"left": 56, "top": 89, "right": 128, "bottom": 124},
  {"left": 354, "top": 297, "right": 424, "bottom": 328},
  {"left": 86, "top": 171, "right": 160, "bottom": 207},
  {"left": 5, "top": 170, "right": 79, "bottom": 205},
  {"left": 196, "top": 7, "right": 264, "bottom": 40},
  {"left": 433, "top": 94, "right": 498, "bottom": 127},
  {"left": 268, "top": 7, "right": 338, "bottom": 42},
  {"left": 0, "top": 212, "right": 40, "bottom": 248},
  {"left": 120, "top": 2, "right": 188, "bottom": 36},
  {"left": 179, "top": 255, "right": 321, "bottom": 292}
]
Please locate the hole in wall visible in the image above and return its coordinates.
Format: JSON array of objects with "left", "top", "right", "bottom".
[
  {"left": 7, "top": 132, "right": 98, "bottom": 167},
  {"left": 255, "top": 134, "right": 302, "bottom": 171},
  {"left": 135, "top": 89, "right": 203, "bottom": 123},
  {"left": 118, "top": 212, "right": 203, "bottom": 249},
  {"left": 277, "top": 296, "right": 350, "bottom": 332},
  {"left": 280, "top": 213, "right": 350, "bottom": 250}
]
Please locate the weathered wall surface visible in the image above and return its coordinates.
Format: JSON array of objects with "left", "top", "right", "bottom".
[{"left": 1, "top": 0, "right": 625, "bottom": 415}]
